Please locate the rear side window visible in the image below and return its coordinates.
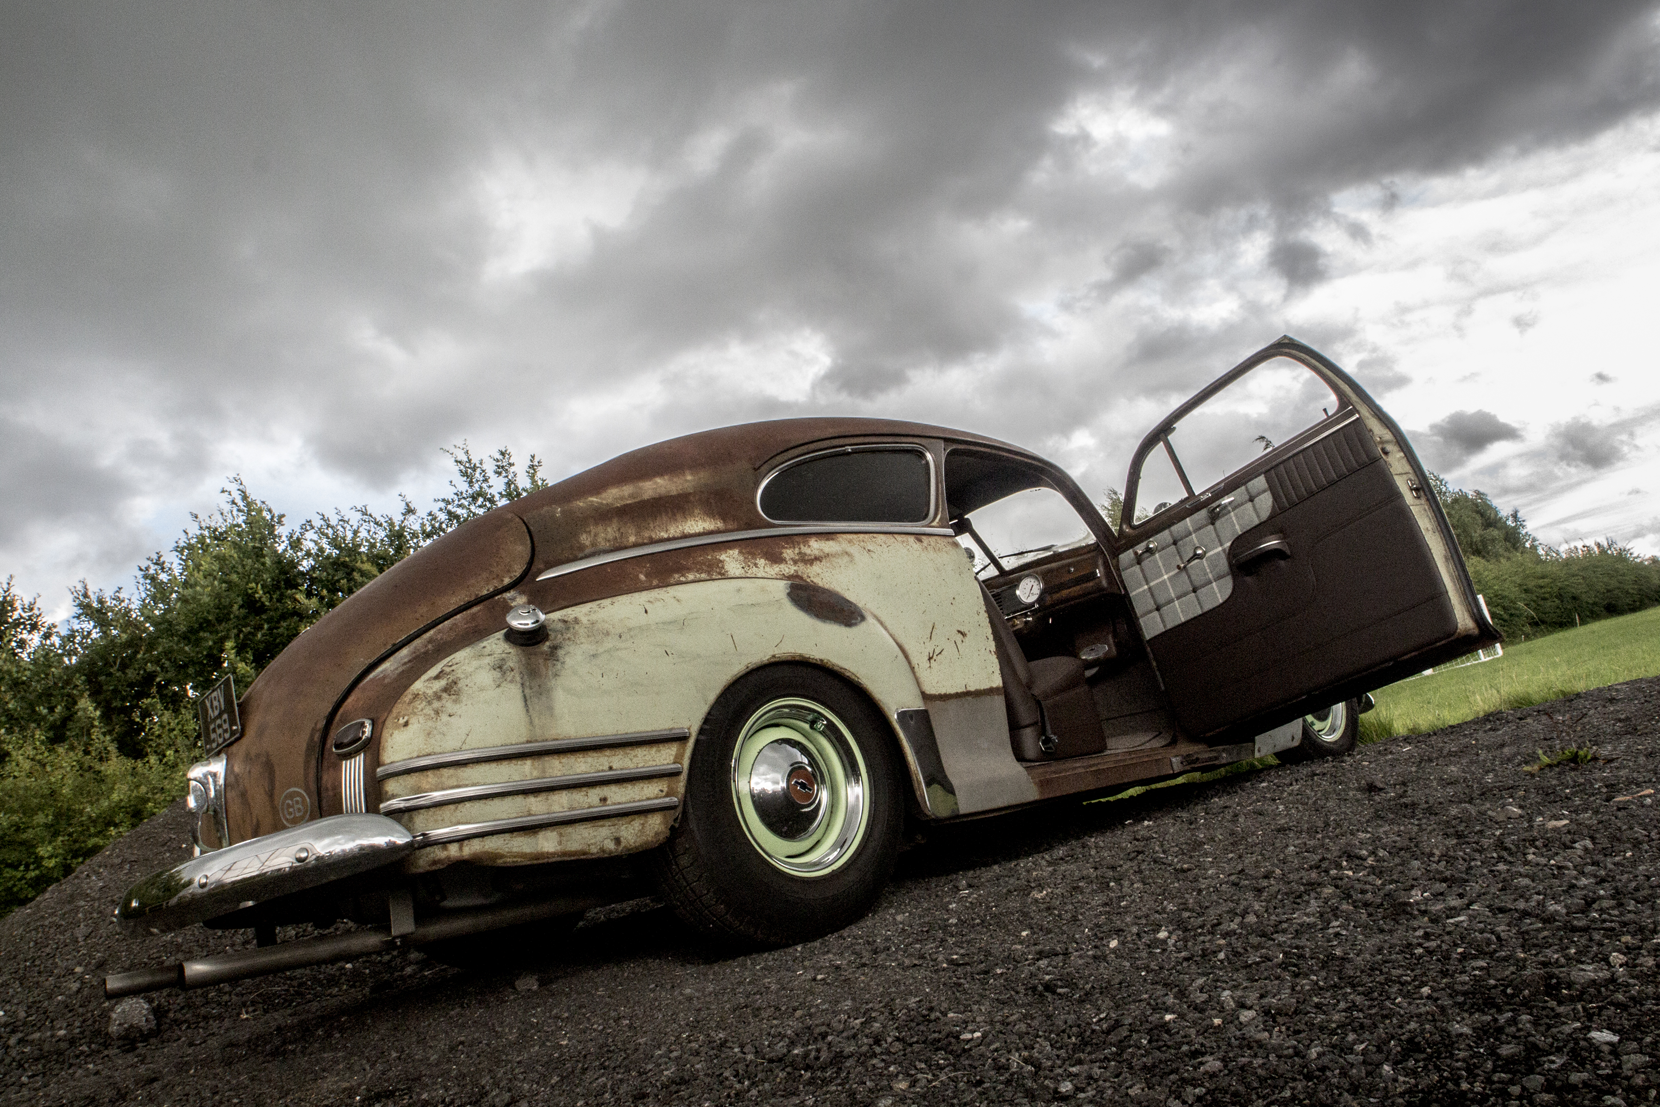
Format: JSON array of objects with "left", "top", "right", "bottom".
[{"left": 759, "top": 447, "right": 934, "bottom": 524}]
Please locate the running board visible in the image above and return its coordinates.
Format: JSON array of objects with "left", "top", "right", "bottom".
[{"left": 1022, "top": 739, "right": 1259, "bottom": 800}]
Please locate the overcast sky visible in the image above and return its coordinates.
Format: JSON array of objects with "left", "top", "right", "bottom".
[{"left": 5, "top": 1, "right": 1660, "bottom": 614}]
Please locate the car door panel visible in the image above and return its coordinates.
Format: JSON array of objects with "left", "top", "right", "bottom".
[
  {"left": 1116, "top": 337, "right": 1500, "bottom": 742},
  {"left": 1119, "top": 475, "right": 1278, "bottom": 640},
  {"left": 1149, "top": 453, "right": 1455, "bottom": 737}
]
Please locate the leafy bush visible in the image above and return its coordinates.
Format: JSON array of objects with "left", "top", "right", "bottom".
[
  {"left": 1430, "top": 475, "right": 1660, "bottom": 641},
  {"left": 0, "top": 446, "right": 545, "bottom": 917},
  {"left": 1469, "top": 541, "right": 1660, "bottom": 641}
]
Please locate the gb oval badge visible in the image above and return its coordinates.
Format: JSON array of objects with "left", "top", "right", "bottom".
[{"left": 278, "top": 787, "right": 311, "bottom": 827}]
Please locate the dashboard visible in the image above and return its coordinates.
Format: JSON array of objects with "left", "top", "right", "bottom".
[{"left": 983, "top": 543, "right": 1119, "bottom": 634}]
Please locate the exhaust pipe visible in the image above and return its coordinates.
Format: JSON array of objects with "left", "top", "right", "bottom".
[{"left": 105, "top": 894, "right": 604, "bottom": 998}]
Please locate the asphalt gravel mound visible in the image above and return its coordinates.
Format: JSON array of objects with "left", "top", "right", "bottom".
[{"left": 3, "top": 677, "right": 1657, "bottom": 1107}]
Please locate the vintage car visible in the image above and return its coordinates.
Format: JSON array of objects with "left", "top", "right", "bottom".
[{"left": 106, "top": 337, "right": 1497, "bottom": 996}]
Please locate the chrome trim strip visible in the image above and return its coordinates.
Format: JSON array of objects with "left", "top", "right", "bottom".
[
  {"left": 534, "top": 525, "right": 955, "bottom": 582},
  {"left": 375, "top": 728, "right": 691, "bottom": 781},
  {"left": 1168, "top": 742, "right": 1255, "bottom": 773},
  {"left": 754, "top": 442, "right": 939, "bottom": 526},
  {"left": 380, "top": 763, "right": 684, "bottom": 815},
  {"left": 412, "top": 796, "right": 681, "bottom": 847},
  {"left": 342, "top": 752, "right": 366, "bottom": 814}
]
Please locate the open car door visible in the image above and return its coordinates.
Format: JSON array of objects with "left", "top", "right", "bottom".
[{"left": 1117, "top": 336, "right": 1499, "bottom": 742}]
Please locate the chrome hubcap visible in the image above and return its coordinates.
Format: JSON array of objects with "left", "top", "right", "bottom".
[
  {"left": 746, "top": 738, "right": 827, "bottom": 841},
  {"left": 731, "top": 698, "right": 869, "bottom": 877},
  {"left": 1304, "top": 701, "right": 1349, "bottom": 744}
]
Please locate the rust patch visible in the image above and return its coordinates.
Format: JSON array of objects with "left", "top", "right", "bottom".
[
  {"left": 226, "top": 510, "right": 532, "bottom": 840},
  {"left": 920, "top": 684, "right": 1005, "bottom": 701},
  {"left": 785, "top": 581, "right": 864, "bottom": 627},
  {"left": 1023, "top": 739, "right": 1216, "bottom": 801}
]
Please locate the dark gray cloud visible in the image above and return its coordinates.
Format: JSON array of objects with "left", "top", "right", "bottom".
[
  {"left": 1549, "top": 415, "right": 1636, "bottom": 470},
  {"left": 1443, "top": 403, "right": 1660, "bottom": 535},
  {"left": 4, "top": 0, "right": 1660, "bottom": 594},
  {"left": 1350, "top": 351, "right": 1411, "bottom": 395},
  {"left": 0, "top": 414, "right": 133, "bottom": 538},
  {"left": 1421, "top": 409, "right": 1526, "bottom": 467},
  {"left": 1269, "top": 240, "right": 1328, "bottom": 290}
]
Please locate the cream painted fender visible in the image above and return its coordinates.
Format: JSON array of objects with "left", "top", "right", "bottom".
[
  {"left": 687, "top": 531, "right": 1038, "bottom": 815},
  {"left": 377, "top": 576, "right": 974, "bottom": 871}
]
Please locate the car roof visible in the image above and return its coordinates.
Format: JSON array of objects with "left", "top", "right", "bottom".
[{"left": 508, "top": 417, "right": 1048, "bottom": 574}]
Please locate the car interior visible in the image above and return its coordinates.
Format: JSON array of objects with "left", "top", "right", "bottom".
[
  {"left": 945, "top": 447, "right": 1176, "bottom": 763},
  {"left": 951, "top": 350, "right": 1466, "bottom": 764}
]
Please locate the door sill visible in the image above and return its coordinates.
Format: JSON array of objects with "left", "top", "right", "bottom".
[{"left": 1022, "top": 738, "right": 1222, "bottom": 800}]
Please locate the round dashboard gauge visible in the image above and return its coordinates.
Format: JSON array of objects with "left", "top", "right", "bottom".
[{"left": 1015, "top": 574, "right": 1043, "bottom": 606}]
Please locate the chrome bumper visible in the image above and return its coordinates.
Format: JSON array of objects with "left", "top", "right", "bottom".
[
  {"left": 185, "top": 755, "right": 229, "bottom": 855},
  {"left": 117, "top": 814, "right": 414, "bottom": 935}
]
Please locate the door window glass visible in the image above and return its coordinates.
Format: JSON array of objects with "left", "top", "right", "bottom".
[{"left": 1129, "top": 358, "right": 1342, "bottom": 522}]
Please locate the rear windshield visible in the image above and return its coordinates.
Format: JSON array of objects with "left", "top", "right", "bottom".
[{"left": 759, "top": 447, "right": 933, "bottom": 524}]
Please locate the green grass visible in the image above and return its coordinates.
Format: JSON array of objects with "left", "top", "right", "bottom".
[
  {"left": 1522, "top": 746, "right": 1603, "bottom": 773},
  {"left": 1089, "top": 605, "right": 1660, "bottom": 806},
  {"left": 1359, "top": 604, "right": 1660, "bottom": 743}
]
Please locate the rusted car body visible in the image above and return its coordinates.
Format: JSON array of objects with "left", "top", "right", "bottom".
[{"left": 108, "top": 337, "right": 1497, "bottom": 995}]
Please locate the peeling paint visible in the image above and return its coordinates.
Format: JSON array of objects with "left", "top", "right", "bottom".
[{"left": 379, "top": 575, "right": 946, "bottom": 862}]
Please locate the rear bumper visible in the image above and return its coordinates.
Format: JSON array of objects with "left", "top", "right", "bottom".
[{"left": 116, "top": 814, "right": 415, "bottom": 934}]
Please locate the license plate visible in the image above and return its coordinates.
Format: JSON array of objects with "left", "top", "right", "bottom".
[{"left": 198, "top": 673, "right": 243, "bottom": 756}]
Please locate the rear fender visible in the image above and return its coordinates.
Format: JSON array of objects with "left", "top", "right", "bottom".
[{"left": 374, "top": 577, "right": 944, "bottom": 870}]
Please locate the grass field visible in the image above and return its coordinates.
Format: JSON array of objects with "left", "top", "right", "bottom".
[
  {"left": 1092, "top": 605, "right": 1660, "bottom": 805},
  {"left": 1358, "top": 604, "right": 1660, "bottom": 742}
]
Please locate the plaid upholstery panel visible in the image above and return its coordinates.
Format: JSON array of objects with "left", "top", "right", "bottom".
[{"left": 1117, "top": 475, "right": 1275, "bottom": 640}]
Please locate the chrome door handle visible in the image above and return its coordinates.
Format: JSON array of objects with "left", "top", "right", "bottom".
[{"left": 1230, "top": 534, "right": 1290, "bottom": 571}]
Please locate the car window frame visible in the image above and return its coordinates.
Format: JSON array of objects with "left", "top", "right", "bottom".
[
  {"left": 943, "top": 444, "right": 1121, "bottom": 563},
  {"left": 755, "top": 442, "right": 940, "bottom": 527},
  {"left": 1119, "top": 347, "right": 1352, "bottom": 540}
]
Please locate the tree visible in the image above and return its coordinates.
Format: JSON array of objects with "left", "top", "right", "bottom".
[
  {"left": 0, "top": 444, "right": 547, "bottom": 914},
  {"left": 1429, "top": 473, "right": 1660, "bottom": 640}
]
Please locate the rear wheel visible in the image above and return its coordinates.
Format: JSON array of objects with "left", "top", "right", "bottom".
[
  {"left": 651, "top": 665, "right": 903, "bottom": 947},
  {"left": 1278, "top": 698, "right": 1359, "bottom": 763}
]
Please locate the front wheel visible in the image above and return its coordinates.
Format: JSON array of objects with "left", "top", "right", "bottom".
[
  {"left": 1277, "top": 698, "right": 1360, "bottom": 763},
  {"left": 650, "top": 665, "right": 903, "bottom": 948}
]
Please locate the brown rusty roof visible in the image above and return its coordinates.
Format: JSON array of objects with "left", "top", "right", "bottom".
[{"left": 508, "top": 417, "right": 1042, "bottom": 574}]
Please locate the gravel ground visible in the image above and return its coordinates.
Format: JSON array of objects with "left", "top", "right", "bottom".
[{"left": 2, "top": 677, "right": 1657, "bottom": 1107}]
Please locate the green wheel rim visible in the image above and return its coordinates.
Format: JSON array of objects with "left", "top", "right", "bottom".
[
  {"left": 729, "top": 697, "right": 870, "bottom": 877},
  {"left": 1304, "top": 701, "right": 1349, "bottom": 745}
]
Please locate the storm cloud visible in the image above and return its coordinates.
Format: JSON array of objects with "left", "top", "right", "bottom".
[
  {"left": 5, "top": 1, "right": 1660, "bottom": 599},
  {"left": 1549, "top": 416, "right": 1638, "bottom": 471},
  {"left": 1420, "top": 409, "right": 1526, "bottom": 467}
]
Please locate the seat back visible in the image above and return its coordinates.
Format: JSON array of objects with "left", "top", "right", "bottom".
[
  {"left": 978, "top": 582, "right": 1108, "bottom": 761},
  {"left": 978, "top": 585, "right": 1042, "bottom": 738}
]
